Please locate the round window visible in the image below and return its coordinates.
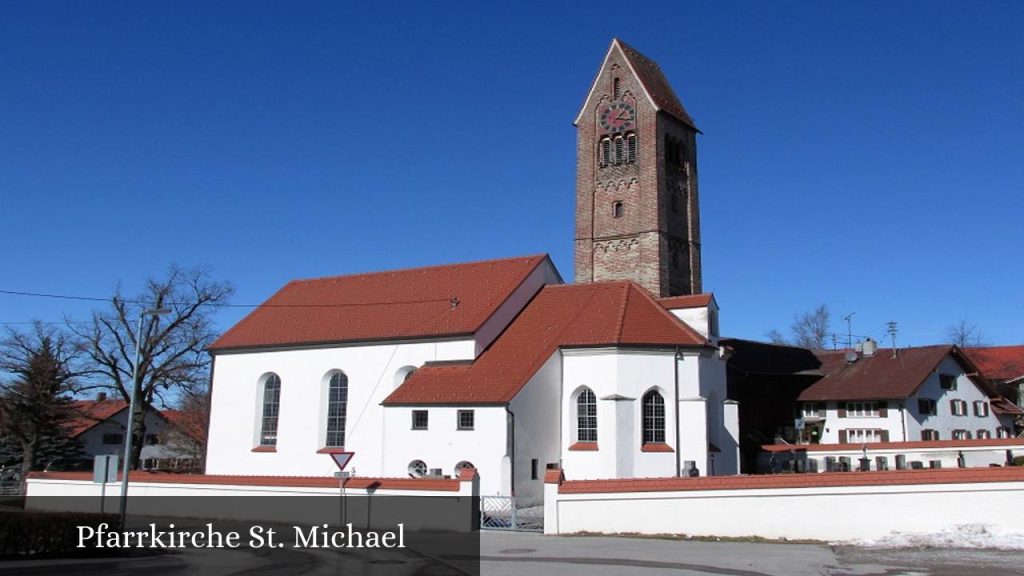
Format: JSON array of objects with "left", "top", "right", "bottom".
[
  {"left": 453, "top": 461, "right": 474, "bottom": 476},
  {"left": 408, "top": 460, "right": 427, "bottom": 478}
]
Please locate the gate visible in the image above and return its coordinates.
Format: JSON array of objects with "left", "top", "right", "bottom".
[{"left": 480, "top": 496, "right": 543, "bottom": 531}]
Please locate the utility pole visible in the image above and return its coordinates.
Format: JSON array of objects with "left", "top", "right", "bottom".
[
  {"left": 887, "top": 321, "right": 898, "bottom": 358},
  {"left": 842, "top": 313, "right": 855, "bottom": 349}
]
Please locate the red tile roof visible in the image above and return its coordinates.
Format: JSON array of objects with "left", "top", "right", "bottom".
[
  {"left": 798, "top": 345, "right": 997, "bottom": 402},
  {"left": 965, "top": 345, "right": 1024, "bottom": 381},
  {"left": 557, "top": 467, "right": 1024, "bottom": 493},
  {"left": 658, "top": 293, "right": 714, "bottom": 310},
  {"left": 384, "top": 282, "right": 708, "bottom": 405},
  {"left": 615, "top": 38, "right": 698, "bottom": 130},
  {"left": 65, "top": 399, "right": 128, "bottom": 437},
  {"left": 162, "top": 409, "right": 207, "bottom": 442},
  {"left": 209, "top": 255, "right": 550, "bottom": 351},
  {"left": 761, "top": 437, "right": 1024, "bottom": 453}
]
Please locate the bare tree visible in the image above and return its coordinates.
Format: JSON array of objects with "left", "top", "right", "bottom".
[
  {"left": 0, "top": 322, "right": 86, "bottom": 483},
  {"left": 767, "top": 305, "right": 832, "bottom": 349},
  {"left": 947, "top": 319, "right": 987, "bottom": 348},
  {"left": 792, "top": 305, "right": 831, "bottom": 349},
  {"left": 159, "top": 388, "right": 209, "bottom": 471},
  {"left": 71, "top": 266, "right": 233, "bottom": 469}
]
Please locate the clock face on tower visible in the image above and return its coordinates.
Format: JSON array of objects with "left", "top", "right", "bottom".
[{"left": 599, "top": 101, "right": 636, "bottom": 133}]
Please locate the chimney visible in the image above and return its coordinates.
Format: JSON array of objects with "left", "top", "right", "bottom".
[
  {"left": 862, "top": 338, "right": 877, "bottom": 357},
  {"left": 96, "top": 391, "right": 107, "bottom": 402}
]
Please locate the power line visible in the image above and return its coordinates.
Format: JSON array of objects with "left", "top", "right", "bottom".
[{"left": 0, "top": 289, "right": 455, "bottom": 309}]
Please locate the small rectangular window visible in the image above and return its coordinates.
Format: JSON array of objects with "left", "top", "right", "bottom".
[
  {"left": 457, "top": 410, "right": 474, "bottom": 430},
  {"left": 973, "top": 400, "right": 989, "bottom": 417},
  {"left": 939, "top": 374, "right": 957, "bottom": 390},
  {"left": 951, "top": 399, "right": 967, "bottom": 416},
  {"left": 531, "top": 458, "right": 539, "bottom": 480},
  {"left": 921, "top": 429, "right": 939, "bottom": 441},
  {"left": 412, "top": 410, "right": 428, "bottom": 430},
  {"left": 918, "top": 398, "right": 937, "bottom": 415},
  {"left": 612, "top": 201, "right": 624, "bottom": 219},
  {"left": 952, "top": 429, "right": 968, "bottom": 440},
  {"left": 977, "top": 429, "right": 991, "bottom": 440},
  {"left": 102, "top": 433, "right": 124, "bottom": 445}
]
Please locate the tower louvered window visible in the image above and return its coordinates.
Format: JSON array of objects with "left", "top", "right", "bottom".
[
  {"left": 599, "top": 138, "right": 611, "bottom": 167},
  {"left": 626, "top": 133, "right": 636, "bottom": 163},
  {"left": 614, "top": 136, "right": 624, "bottom": 164}
]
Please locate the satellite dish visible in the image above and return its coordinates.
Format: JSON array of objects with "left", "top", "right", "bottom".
[{"left": 845, "top": 351, "right": 859, "bottom": 363}]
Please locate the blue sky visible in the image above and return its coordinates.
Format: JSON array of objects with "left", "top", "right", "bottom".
[{"left": 1, "top": 1, "right": 1021, "bottom": 347}]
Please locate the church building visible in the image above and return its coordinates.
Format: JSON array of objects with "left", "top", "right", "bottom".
[{"left": 204, "top": 39, "right": 739, "bottom": 500}]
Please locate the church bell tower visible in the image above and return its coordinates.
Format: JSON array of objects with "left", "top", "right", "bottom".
[{"left": 573, "top": 38, "right": 702, "bottom": 297}]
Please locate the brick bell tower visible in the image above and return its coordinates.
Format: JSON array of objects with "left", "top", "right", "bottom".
[{"left": 574, "top": 38, "right": 702, "bottom": 297}]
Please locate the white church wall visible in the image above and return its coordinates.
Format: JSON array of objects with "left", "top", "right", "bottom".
[
  {"left": 508, "top": 352, "right": 563, "bottom": 504},
  {"left": 205, "top": 338, "right": 476, "bottom": 479},
  {"left": 380, "top": 405, "right": 506, "bottom": 495},
  {"left": 474, "top": 259, "right": 561, "bottom": 356},
  {"left": 561, "top": 349, "right": 680, "bottom": 480}
]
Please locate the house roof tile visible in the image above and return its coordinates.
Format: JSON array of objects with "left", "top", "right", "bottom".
[
  {"left": 798, "top": 345, "right": 998, "bottom": 402},
  {"left": 965, "top": 345, "right": 1024, "bottom": 381},
  {"left": 65, "top": 400, "right": 128, "bottom": 438},
  {"left": 384, "top": 282, "right": 708, "bottom": 405},
  {"left": 615, "top": 39, "right": 698, "bottom": 129},
  {"left": 657, "top": 293, "right": 714, "bottom": 310},
  {"left": 209, "top": 255, "right": 549, "bottom": 351}
]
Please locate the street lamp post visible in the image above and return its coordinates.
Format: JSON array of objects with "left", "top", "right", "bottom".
[{"left": 119, "top": 307, "right": 170, "bottom": 527}]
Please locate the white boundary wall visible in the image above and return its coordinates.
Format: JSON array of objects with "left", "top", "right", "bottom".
[{"left": 544, "top": 474, "right": 1024, "bottom": 541}]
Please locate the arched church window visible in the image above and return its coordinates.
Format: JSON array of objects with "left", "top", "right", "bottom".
[
  {"left": 258, "top": 373, "right": 281, "bottom": 446},
  {"left": 642, "top": 390, "right": 666, "bottom": 444},
  {"left": 614, "top": 136, "right": 624, "bottom": 164},
  {"left": 612, "top": 201, "right": 624, "bottom": 219},
  {"left": 324, "top": 371, "right": 348, "bottom": 448},
  {"left": 626, "top": 133, "right": 637, "bottom": 164},
  {"left": 576, "top": 388, "right": 597, "bottom": 442},
  {"left": 599, "top": 138, "right": 611, "bottom": 167}
]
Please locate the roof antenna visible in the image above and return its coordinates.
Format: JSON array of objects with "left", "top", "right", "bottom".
[
  {"left": 449, "top": 296, "right": 460, "bottom": 309},
  {"left": 887, "top": 321, "right": 898, "bottom": 358},
  {"left": 842, "top": 312, "right": 855, "bottom": 349}
]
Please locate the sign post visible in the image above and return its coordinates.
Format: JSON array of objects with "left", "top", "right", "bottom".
[
  {"left": 327, "top": 452, "right": 354, "bottom": 528},
  {"left": 92, "top": 455, "right": 118, "bottom": 515}
]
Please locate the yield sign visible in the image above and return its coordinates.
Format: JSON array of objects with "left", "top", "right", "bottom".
[{"left": 329, "top": 452, "right": 355, "bottom": 471}]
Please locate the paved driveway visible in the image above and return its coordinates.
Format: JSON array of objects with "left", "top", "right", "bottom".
[{"left": 479, "top": 532, "right": 1024, "bottom": 576}]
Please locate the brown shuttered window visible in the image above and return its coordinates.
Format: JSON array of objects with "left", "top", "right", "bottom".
[{"left": 838, "top": 430, "right": 848, "bottom": 443}]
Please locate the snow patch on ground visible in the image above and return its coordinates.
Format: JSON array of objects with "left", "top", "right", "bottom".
[{"left": 842, "top": 524, "right": 1024, "bottom": 550}]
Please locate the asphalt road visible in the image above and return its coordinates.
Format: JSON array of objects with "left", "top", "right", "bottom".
[{"left": 478, "top": 532, "right": 1024, "bottom": 576}]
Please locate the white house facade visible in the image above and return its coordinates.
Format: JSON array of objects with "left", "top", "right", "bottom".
[{"left": 797, "top": 345, "right": 1019, "bottom": 446}]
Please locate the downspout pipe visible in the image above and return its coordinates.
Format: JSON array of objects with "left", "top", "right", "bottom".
[
  {"left": 675, "top": 347, "right": 682, "bottom": 477},
  {"left": 505, "top": 405, "right": 516, "bottom": 497}
]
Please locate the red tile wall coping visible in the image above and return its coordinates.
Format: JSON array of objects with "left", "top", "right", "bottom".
[
  {"left": 27, "top": 471, "right": 466, "bottom": 492},
  {"left": 761, "top": 438, "right": 1024, "bottom": 453},
  {"left": 557, "top": 467, "right": 1024, "bottom": 494}
]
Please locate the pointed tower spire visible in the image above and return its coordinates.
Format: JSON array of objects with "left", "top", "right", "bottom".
[{"left": 574, "top": 39, "right": 703, "bottom": 297}]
